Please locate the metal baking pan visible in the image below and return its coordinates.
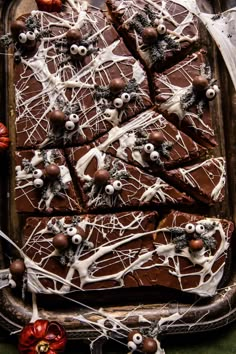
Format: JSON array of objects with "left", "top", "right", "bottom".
[{"left": 0, "top": 0, "right": 235, "bottom": 352}]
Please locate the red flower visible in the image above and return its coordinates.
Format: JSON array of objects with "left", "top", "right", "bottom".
[
  {"left": 18, "top": 320, "right": 67, "bottom": 354},
  {"left": 0, "top": 122, "right": 10, "bottom": 151},
  {"left": 35, "top": 0, "right": 62, "bottom": 12}
]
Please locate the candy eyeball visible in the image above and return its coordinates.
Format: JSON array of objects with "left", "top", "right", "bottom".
[
  {"left": 213, "top": 84, "right": 220, "bottom": 93},
  {"left": 127, "top": 341, "right": 137, "bottom": 352},
  {"left": 70, "top": 44, "right": 79, "bottom": 55},
  {"left": 121, "top": 92, "right": 131, "bottom": 103},
  {"left": 157, "top": 24, "right": 166, "bottom": 34},
  {"left": 195, "top": 224, "right": 205, "bottom": 235},
  {"left": 150, "top": 150, "right": 160, "bottom": 161},
  {"left": 154, "top": 18, "right": 160, "bottom": 26},
  {"left": 18, "top": 33, "right": 27, "bottom": 44},
  {"left": 205, "top": 88, "right": 216, "bottom": 100},
  {"left": 113, "top": 97, "right": 123, "bottom": 109},
  {"left": 33, "top": 178, "right": 44, "bottom": 188},
  {"left": 144, "top": 143, "right": 154, "bottom": 154},
  {"left": 105, "top": 184, "right": 115, "bottom": 195},
  {"left": 26, "top": 31, "right": 36, "bottom": 41},
  {"left": 67, "top": 227, "right": 77, "bottom": 236},
  {"left": 72, "top": 234, "right": 83, "bottom": 245},
  {"left": 133, "top": 333, "right": 143, "bottom": 345},
  {"left": 113, "top": 180, "right": 122, "bottom": 191},
  {"left": 77, "top": 45, "right": 88, "bottom": 56},
  {"left": 69, "top": 114, "right": 79, "bottom": 123},
  {"left": 65, "top": 121, "right": 75, "bottom": 131},
  {"left": 9, "top": 279, "right": 17, "bottom": 288},
  {"left": 185, "top": 223, "right": 195, "bottom": 234},
  {"left": 32, "top": 169, "right": 43, "bottom": 179}
]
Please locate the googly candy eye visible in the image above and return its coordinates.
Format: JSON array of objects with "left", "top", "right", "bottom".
[
  {"left": 105, "top": 184, "right": 115, "bottom": 195},
  {"left": 185, "top": 223, "right": 195, "bottom": 234},
  {"left": 32, "top": 169, "right": 43, "bottom": 179},
  {"left": 213, "top": 84, "right": 220, "bottom": 93},
  {"left": 33, "top": 178, "right": 44, "bottom": 188},
  {"left": 113, "top": 180, "right": 122, "bottom": 191},
  {"left": 77, "top": 45, "right": 88, "bottom": 56},
  {"left": 69, "top": 114, "right": 79, "bottom": 123},
  {"left": 9, "top": 279, "right": 17, "bottom": 288},
  {"left": 157, "top": 24, "right": 167, "bottom": 34},
  {"left": 133, "top": 333, "right": 143, "bottom": 345},
  {"left": 18, "top": 33, "right": 27, "bottom": 44},
  {"left": 127, "top": 341, "right": 137, "bottom": 352},
  {"left": 65, "top": 121, "right": 75, "bottom": 131},
  {"left": 70, "top": 44, "right": 79, "bottom": 55},
  {"left": 121, "top": 92, "right": 131, "bottom": 103},
  {"left": 72, "top": 234, "right": 83, "bottom": 245},
  {"left": 113, "top": 98, "right": 123, "bottom": 108},
  {"left": 144, "top": 143, "right": 154, "bottom": 153},
  {"left": 195, "top": 224, "right": 205, "bottom": 234},
  {"left": 26, "top": 31, "right": 36, "bottom": 41},
  {"left": 150, "top": 151, "right": 160, "bottom": 161},
  {"left": 205, "top": 88, "right": 216, "bottom": 100},
  {"left": 154, "top": 18, "right": 160, "bottom": 26},
  {"left": 67, "top": 227, "right": 77, "bottom": 236}
]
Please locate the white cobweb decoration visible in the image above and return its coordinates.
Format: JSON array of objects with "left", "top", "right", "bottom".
[{"left": 172, "top": 0, "right": 236, "bottom": 90}]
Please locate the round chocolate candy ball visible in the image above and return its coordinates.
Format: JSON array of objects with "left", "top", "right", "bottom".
[
  {"left": 10, "top": 20, "right": 26, "bottom": 38},
  {"left": 66, "top": 29, "right": 82, "bottom": 44},
  {"left": 9, "top": 259, "right": 25, "bottom": 277},
  {"left": 49, "top": 110, "right": 66, "bottom": 126},
  {"left": 52, "top": 233, "right": 69, "bottom": 250},
  {"left": 192, "top": 75, "right": 208, "bottom": 91},
  {"left": 142, "top": 27, "right": 158, "bottom": 45},
  {"left": 149, "top": 131, "right": 164, "bottom": 146},
  {"left": 45, "top": 164, "right": 60, "bottom": 179},
  {"left": 109, "top": 78, "right": 126, "bottom": 94},
  {"left": 189, "top": 238, "right": 204, "bottom": 251},
  {"left": 142, "top": 337, "right": 158, "bottom": 354},
  {"left": 94, "top": 169, "right": 110, "bottom": 186}
]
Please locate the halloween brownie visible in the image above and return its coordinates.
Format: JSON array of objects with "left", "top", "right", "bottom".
[
  {"left": 96, "top": 109, "right": 206, "bottom": 173},
  {"left": 154, "top": 50, "right": 219, "bottom": 147},
  {"left": 21, "top": 210, "right": 233, "bottom": 297},
  {"left": 106, "top": 0, "right": 199, "bottom": 72},
  {"left": 12, "top": 6, "right": 151, "bottom": 148},
  {"left": 66, "top": 145, "right": 193, "bottom": 211},
  {"left": 15, "top": 149, "right": 79, "bottom": 213}
]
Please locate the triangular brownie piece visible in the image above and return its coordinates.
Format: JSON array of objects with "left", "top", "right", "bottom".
[
  {"left": 106, "top": 0, "right": 199, "bottom": 72},
  {"left": 66, "top": 145, "right": 193, "bottom": 211},
  {"left": 165, "top": 157, "right": 226, "bottom": 204},
  {"left": 97, "top": 109, "right": 206, "bottom": 173},
  {"left": 14, "top": 7, "right": 152, "bottom": 149},
  {"left": 154, "top": 50, "right": 218, "bottom": 147},
  {"left": 15, "top": 149, "right": 80, "bottom": 213}
]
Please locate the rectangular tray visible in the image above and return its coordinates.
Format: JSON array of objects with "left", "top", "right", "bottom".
[{"left": 0, "top": 0, "right": 236, "bottom": 350}]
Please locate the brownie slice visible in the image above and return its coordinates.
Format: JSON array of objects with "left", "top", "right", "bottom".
[
  {"left": 154, "top": 50, "right": 219, "bottom": 147},
  {"left": 66, "top": 145, "right": 193, "bottom": 211},
  {"left": 97, "top": 109, "right": 206, "bottom": 173},
  {"left": 165, "top": 157, "right": 226, "bottom": 204},
  {"left": 146, "top": 210, "right": 234, "bottom": 297},
  {"left": 14, "top": 8, "right": 151, "bottom": 149},
  {"left": 22, "top": 210, "right": 233, "bottom": 297},
  {"left": 15, "top": 149, "right": 80, "bottom": 213},
  {"left": 22, "top": 212, "right": 159, "bottom": 292},
  {"left": 106, "top": 0, "right": 199, "bottom": 72}
]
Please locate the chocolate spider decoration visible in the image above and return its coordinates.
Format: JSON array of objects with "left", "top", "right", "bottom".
[
  {"left": 180, "top": 64, "right": 220, "bottom": 116},
  {"left": 94, "top": 77, "right": 140, "bottom": 113},
  {"left": 21, "top": 150, "right": 68, "bottom": 213},
  {"left": 0, "top": 15, "right": 49, "bottom": 63},
  {"left": 55, "top": 28, "right": 98, "bottom": 63},
  {"left": 133, "top": 130, "right": 173, "bottom": 167},
  {"left": 83, "top": 158, "right": 129, "bottom": 206},
  {"left": 167, "top": 221, "right": 217, "bottom": 253},
  {"left": 128, "top": 4, "right": 180, "bottom": 65},
  {"left": 127, "top": 329, "right": 163, "bottom": 354}
]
